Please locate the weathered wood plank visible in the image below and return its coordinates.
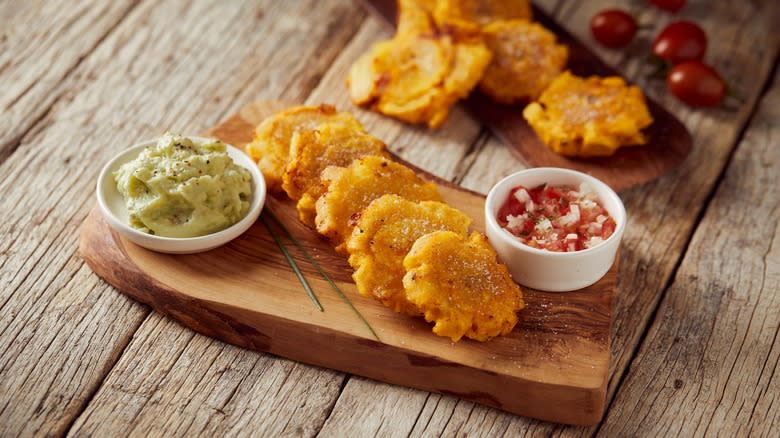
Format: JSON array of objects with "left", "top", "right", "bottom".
[
  {"left": 318, "top": 377, "right": 430, "bottom": 437},
  {"left": 597, "top": 66, "right": 780, "bottom": 438},
  {"left": 0, "top": 0, "right": 138, "bottom": 162},
  {"left": 0, "top": 0, "right": 365, "bottom": 436},
  {"left": 70, "top": 316, "right": 345, "bottom": 437},
  {"left": 316, "top": 0, "right": 780, "bottom": 435}
]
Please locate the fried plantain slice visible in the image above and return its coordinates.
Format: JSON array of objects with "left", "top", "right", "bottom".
[
  {"left": 434, "top": 0, "right": 532, "bottom": 28},
  {"left": 347, "top": 48, "right": 383, "bottom": 106},
  {"left": 402, "top": 231, "right": 525, "bottom": 342},
  {"left": 522, "top": 71, "right": 654, "bottom": 156},
  {"left": 245, "top": 105, "right": 364, "bottom": 191},
  {"left": 283, "top": 123, "right": 388, "bottom": 226},
  {"left": 397, "top": 0, "right": 437, "bottom": 36},
  {"left": 347, "top": 195, "right": 471, "bottom": 315},
  {"left": 478, "top": 20, "right": 568, "bottom": 103},
  {"left": 347, "top": 36, "right": 449, "bottom": 125},
  {"left": 346, "top": 32, "right": 490, "bottom": 128},
  {"left": 386, "top": 36, "right": 454, "bottom": 125},
  {"left": 377, "top": 35, "right": 452, "bottom": 107},
  {"left": 346, "top": 0, "right": 491, "bottom": 129},
  {"left": 444, "top": 40, "right": 492, "bottom": 99},
  {"left": 315, "top": 156, "right": 442, "bottom": 253}
]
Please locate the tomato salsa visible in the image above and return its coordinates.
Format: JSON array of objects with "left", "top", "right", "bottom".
[{"left": 497, "top": 183, "right": 616, "bottom": 252}]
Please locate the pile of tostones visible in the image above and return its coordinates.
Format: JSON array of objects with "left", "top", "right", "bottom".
[
  {"left": 246, "top": 104, "right": 524, "bottom": 342},
  {"left": 346, "top": 0, "right": 653, "bottom": 157}
]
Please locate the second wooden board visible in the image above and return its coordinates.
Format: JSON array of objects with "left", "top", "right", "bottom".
[
  {"left": 359, "top": 0, "right": 693, "bottom": 191},
  {"left": 80, "top": 100, "right": 614, "bottom": 425}
]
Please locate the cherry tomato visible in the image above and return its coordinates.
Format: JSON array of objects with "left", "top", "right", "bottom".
[
  {"left": 649, "top": 0, "right": 686, "bottom": 12},
  {"left": 667, "top": 61, "right": 726, "bottom": 107},
  {"left": 652, "top": 21, "right": 707, "bottom": 64},
  {"left": 590, "top": 9, "right": 637, "bottom": 48}
]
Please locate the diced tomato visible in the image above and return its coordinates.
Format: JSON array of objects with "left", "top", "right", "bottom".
[
  {"left": 497, "top": 183, "right": 616, "bottom": 252},
  {"left": 497, "top": 188, "right": 526, "bottom": 224},
  {"left": 528, "top": 184, "right": 546, "bottom": 204},
  {"left": 601, "top": 218, "right": 616, "bottom": 238},
  {"left": 544, "top": 185, "right": 562, "bottom": 200}
]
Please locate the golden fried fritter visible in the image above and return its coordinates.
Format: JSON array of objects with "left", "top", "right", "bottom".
[
  {"left": 315, "top": 156, "right": 442, "bottom": 253},
  {"left": 397, "top": 0, "right": 437, "bottom": 36},
  {"left": 347, "top": 36, "right": 450, "bottom": 128},
  {"left": 372, "top": 36, "right": 452, "bottom": 122},
  {"left": 478, "top": 20, "right": 568, "bottom": 103},
  {"left": 346, "top": 28, "right": 490, "bottom": 128},
  {"left": 522, "top": 71, "right": 654, "bottom": 156},
  {"left": 245, "top": 105, "right": 364, "bottom": 191},
  {"left": 434, "top": 0, "right": 532, "bottom": 27},
  {"left": 347, "top": 195, "right": 471, "bottom": 315},
  {"left": 444, "top": 40, "right": 493, "bottom": 100},
  {"left": 346, "top": 50, "right": 382, "bottom": 107},
  {"left": 283, "top": 124, "right": 388, "bottom": 226},
  {"left": 402, "top": 231, "right": 524, "bottom": 342}
]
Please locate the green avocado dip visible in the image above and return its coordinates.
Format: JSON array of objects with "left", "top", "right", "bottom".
[{"left": 114, "top": 133, "right": 253, "bottom": 238}]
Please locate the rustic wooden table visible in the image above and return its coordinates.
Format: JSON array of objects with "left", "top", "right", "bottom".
[{"left": 1, "top": 0, "right": 778, "bottom": 436}]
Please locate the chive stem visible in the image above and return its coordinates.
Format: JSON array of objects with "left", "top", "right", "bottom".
[
  {"left": 265, "top": 210, "right": 380, "bottom": 342},
  {"left": 260, "top": 213, "right": 324, "bottom": 312}
]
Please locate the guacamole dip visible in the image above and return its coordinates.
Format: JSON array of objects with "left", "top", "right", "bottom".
[{"left": 114, "top": 133, "right": 253, "bottom": 238}]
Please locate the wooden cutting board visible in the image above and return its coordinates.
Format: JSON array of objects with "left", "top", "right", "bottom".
[
  {"left": 80, "top": 100, "right": 614, "bottom": 426},
  {"left": 361, "top": 0, "right": 693, "bottom": 191}
]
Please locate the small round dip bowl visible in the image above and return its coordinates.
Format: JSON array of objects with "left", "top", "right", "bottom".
[
  {"left": 485, "top": 167, "right": 626, "bottom": 292},
  {"left": 96, "top": 136, "right": 266, "bottom": 254}
]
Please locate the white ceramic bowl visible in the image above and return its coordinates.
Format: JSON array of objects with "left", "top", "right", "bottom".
[
  {"left": 485, "top": 168, "right": 626, "bottom": 292},
  {"left": 96, "top": 136, "right": 266, "bottom": 254}
]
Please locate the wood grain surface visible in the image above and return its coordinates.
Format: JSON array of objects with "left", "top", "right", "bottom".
[
  {"left": 1, "top": 0, "right": 778, "bottom": 435},
  {"left": 0, "top": 0, "right": 366, "bottom": 436},
  {"left": 598, "top": 67, "right": 780, "bottom": 438},
  {"left": 0, "top": 0, "right": 138, "bottom": 162}
]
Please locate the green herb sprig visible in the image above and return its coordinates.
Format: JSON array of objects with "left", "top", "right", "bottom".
[
  {"left": 264, "top": 210, "right": 380, "bottom": 341},
  {"left": 260, "top": 213, "right": 324, "bottom": 312}
]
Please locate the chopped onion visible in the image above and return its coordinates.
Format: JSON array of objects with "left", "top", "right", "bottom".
[
  {"left": 535, "top": 218, "right": 552, "bottom": 231},
  {"left": 558, "top": 204, "right": 580, "bottom": 226},
  {"left": 513, "top": 188, "right": 530, "bottom": 203},
  {"left": 506, "top": 214, "right": 526, "bottom": 229},
  {"left": 587, "top": 236, "right": 604, "bottom": 248}
]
